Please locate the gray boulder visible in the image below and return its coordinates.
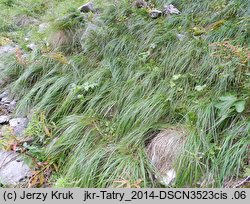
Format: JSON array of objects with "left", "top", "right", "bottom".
[
  {"left": 78, "top": 2, "right": 95, "bottom": 13},
  {"left": 9, "top": 118, "right": 29, "bottom": 136},
  {"left": 81, "top": 14, "right": 103, "bottom": 50},
  {"left": 1, "top": 97, "right": 11, "bottom": 104},
  {"left": 0, "top": 151, "right": 31, "bottom": 186},
  {"left": 7, "top": 100, "right": 17, "bottom": 112},
  {"left": 0, "top": 45, "right": 17, "bottom": 55},
  {"left": 82, "top": 22, "right": 98, "bottom": 40}
]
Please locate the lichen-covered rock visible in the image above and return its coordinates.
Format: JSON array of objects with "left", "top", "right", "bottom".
[
  {"left": 147, "top": 128, "right": 186, "bottom": 186},
  {"left": 0, "top": 151, "right": 31, "bottom": 186}
]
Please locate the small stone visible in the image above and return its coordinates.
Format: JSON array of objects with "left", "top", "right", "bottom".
[
  {"left": 78, "top": 2, "right": 95, "bottom": 13},
  {"left": 0, "top": 91, "right": 9, "bottom": 99},
  {"left": 163, "top": 4, "right": 181, "bottom": 15},
  {"left": 0, "top": 116, "right": 10, "bottom": 124},
  {"left": 1, "top": 97, "right": 11, "bottom": 104},
  {"left": 149, "top": 10, "right": 162, "bottom": 19},
  {"left": 7, "top": 100, "right": 17, "bottom": 112},
  {"left": 27, "top": 43, "right": 37, "bottom": 50},
  {"left": 9, "top": 118, "right": 29, "bottom": 136}
]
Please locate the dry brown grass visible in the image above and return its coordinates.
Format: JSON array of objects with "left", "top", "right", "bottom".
[{"left": 49, "top": 30, "right": 71, "bottom": 50}]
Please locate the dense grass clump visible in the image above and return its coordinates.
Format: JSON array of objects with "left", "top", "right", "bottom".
[{"left": 0, "top": 0, "right": 249, "bottom": 187}]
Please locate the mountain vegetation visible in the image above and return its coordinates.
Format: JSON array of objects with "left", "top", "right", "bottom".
[{"left": 0, "top": 0, "right": 249, "bottom": 187}]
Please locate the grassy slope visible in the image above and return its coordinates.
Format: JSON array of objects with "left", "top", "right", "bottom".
[{"left": 0, "top": 0, "right": 249, "bottom": 187}]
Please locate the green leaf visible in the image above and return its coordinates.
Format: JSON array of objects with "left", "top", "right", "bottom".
[{"left": 234, "top": 100, "right": 246, "bottom": 113}]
